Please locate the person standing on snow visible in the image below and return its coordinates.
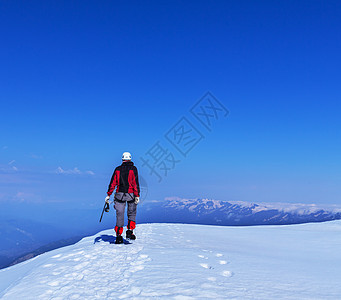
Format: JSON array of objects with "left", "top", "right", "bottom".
[{"left": 105, "top": 152, "right": 140, "bottom": 244}]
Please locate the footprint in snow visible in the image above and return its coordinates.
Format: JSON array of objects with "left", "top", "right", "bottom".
[
  {"left": 45, "top": 290, "right": 54, "bottom": 295},
  {"left": 128, "top": 254, "right": 150, "bottom": 273},
  {"left": 130, "top": 265, "right": 145, "bottom": 272},
  {"left": 207, "top": 277, "right": 217, "bottom": 282},
  {"left": 47, "top": 281, "right": 60, "bottom": 287},
  {"left": 222, "top": 270, "right": 233, "bottom": 277},
  {"left": 52, "top": 271, "right": 62, "bottom": 276},
  {"left": 200, "top": 263, "right": 213, "bottom": 269},
  {"left": 198, "top": 251, "right": 233, "bottom": 278},
  {"left": 73, "top": 262, "right": 89, "bottom": 270}
]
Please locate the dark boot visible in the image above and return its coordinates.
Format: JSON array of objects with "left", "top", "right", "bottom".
[
  {"left": 115, "top": 235, "right": 123, "bottom": 244},
  {"left": 126, "top": 230, "right": 136, "bottom": 240}
]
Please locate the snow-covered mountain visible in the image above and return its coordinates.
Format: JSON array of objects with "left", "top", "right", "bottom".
[
  {"left": 1, "top": 221, "right": 341, "bottom": 299},
  {"left": 139, "top": 197, "right": 341, "bottom": 226}
]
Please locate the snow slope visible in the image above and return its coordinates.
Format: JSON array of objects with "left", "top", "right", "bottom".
[{"left": 0, "top": 221, "right": 341, "bottom": 299}]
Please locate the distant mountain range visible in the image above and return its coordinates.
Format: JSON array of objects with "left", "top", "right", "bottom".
[{"left": 139, "top": 197, "right": 341, "bottom": 226}]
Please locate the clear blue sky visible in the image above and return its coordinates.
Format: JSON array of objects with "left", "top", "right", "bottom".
[{"left": 1, "top": 0, "right": 340, "bottom": 209}]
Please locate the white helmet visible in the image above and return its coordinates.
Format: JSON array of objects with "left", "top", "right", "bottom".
[{"left": 122, "top": 152, "right": 132, "bottom": 161}]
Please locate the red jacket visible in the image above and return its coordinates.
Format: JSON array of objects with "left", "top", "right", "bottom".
[{"left": 107, "top": 161, "right": 140, "bottom": 197}]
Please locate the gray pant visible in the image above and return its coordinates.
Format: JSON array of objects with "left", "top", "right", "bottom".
[{"left": 114, "top": 199, "right": 137, "bottom": 228}]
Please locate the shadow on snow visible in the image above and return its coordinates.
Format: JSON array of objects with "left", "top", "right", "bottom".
[{"left": 93, "top": 234, "right": 132, "bottom": 245}]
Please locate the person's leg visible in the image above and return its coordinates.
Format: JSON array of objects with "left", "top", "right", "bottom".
[
  {"left": 114, "top": 200, "right": 126, "bottom": 237},
  {"left": 126, "top": 201, "right": 137, "bottom": 239}
]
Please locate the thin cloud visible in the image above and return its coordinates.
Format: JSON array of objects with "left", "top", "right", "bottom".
[
  {"left": 0, "top": 162, "right": 18, "bottom": 172},
  {"left": 55, "top": 167, "right": 95, "bottom": 176}
]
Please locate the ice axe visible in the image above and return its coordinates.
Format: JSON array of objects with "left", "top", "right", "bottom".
[{"left": 99, "top": 202, "right": 110, "bottom": 223}]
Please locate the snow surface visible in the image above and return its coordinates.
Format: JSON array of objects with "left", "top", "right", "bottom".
[{"left": 1, "top": 221, "right": 341, "bottom": 299}]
